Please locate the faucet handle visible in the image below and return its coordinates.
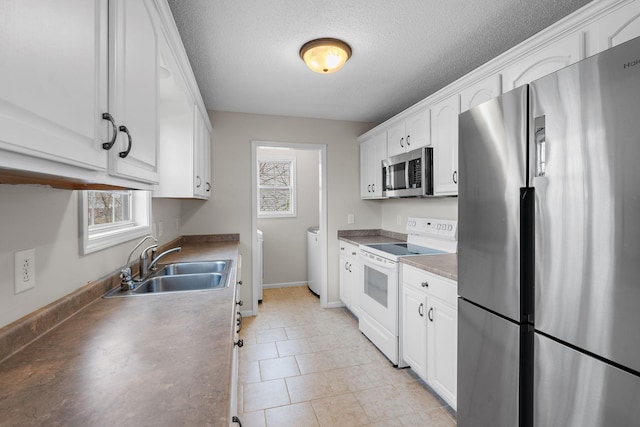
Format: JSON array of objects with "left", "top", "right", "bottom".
[{"left": 120, "top": 267, "right": 134, "bottom": 290}]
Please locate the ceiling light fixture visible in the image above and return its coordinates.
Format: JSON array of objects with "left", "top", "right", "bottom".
[{"left": 299, "top": 38, "right": 352, "bottom": 74}]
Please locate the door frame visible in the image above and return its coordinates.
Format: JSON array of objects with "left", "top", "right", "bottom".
[{"left": 250, "top": 140, "right": 328, "bottom": 313}]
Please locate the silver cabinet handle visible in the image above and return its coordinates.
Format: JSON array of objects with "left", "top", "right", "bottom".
[
  {"left": 196, "top": 176, "right": 202, "bottom": 188},
  {"left": 421, "top": 281, "right": 429, "bottom": 288},
  {"left": 452, "top": 171, "right": 458, "bottom": 184},
  {"left": 118, "top": 125, "right": 132, "bottom": 158},
  {"left": 102, "top": 112, "right": 118, "bottom": 150},
  {"left": 371, "top": 184, "right": 375, "bottom": 193},
  {"left": 400, "top": 137, "right": 404, "bottom": 148},
  {"left": 206, "top": 182, "right": 211, "bottom": 192},
  {"left": 236, "top": 311, "right": 243, "bottom": 333},
  {"left": 234, "top": 339, "right": 243, "bottom": 347},
  {"left": 419, "top": 302, "right": 424, "bottom": 317},
  {"left": 232, "top": 416, "right": 242, "bottom": 426},
  {"left": 428, "top": 307, "right": 434, "bottom": 322},
  {"left": 406, "top": 135, "right": 410, "bottom": 146},
  {"left": 236, "top": 300, "right": 243, "bottom": 307},
  {"left": 348, "top": 263, "right": 352, "bottom": 273}
]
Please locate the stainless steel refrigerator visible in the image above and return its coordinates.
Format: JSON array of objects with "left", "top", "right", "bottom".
[{"left": 458, "top": 36, "right": 640, "bottom": 427}]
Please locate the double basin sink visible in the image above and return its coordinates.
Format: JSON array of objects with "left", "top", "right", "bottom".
[{"left": 104, "top": 260, "right": 232, "bottom": 298}]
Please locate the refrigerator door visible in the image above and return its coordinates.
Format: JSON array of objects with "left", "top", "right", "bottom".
[
  {"left": 458, "top": 299, "right": 522, "bottom": 427},
  {"left": 458, "top": 85, "right": 528, "bottom": 321},
  {"left": 531, "top": 36, "right": 640, "bottom": 372},
  {"left": 535, "top": 333, "right": 640, "bottom": 427}
]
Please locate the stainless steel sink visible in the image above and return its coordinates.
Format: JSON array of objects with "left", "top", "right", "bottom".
[
  {"left": 103, "top": 260, "right": 231, "bottom": 298},
  {"left": 154, "top": 260, "right": 229, "bottom": 276},
  {"left": 131, "top": 273, "right": 226, "bottom": 294}
]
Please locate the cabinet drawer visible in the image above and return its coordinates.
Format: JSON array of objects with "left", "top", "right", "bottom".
[
  {"left": 403, "top": 264, "right": 457, "bottom": 306},
  {"left": 339, "top": 241, "right": 360, "bottom": 259}
]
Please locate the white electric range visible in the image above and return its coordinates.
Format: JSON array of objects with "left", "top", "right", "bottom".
[{"left": 358, "top": 218, "right": 457, "bottom": 366}]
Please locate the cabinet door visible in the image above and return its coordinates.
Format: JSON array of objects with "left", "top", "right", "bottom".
[
  {"left": 371, "top": 132, "right": 387, "bottom": 198},
  {"left": 360, "top": 139, "right": 373, "bottom": 198},
  {"left": 402, "top": 285, "right": 428, "bottom": 380},
  {"left": 0, "top": 0, "right": 108, "bottom": 172},
  {"left": 460, "top": 75, "right": 502, "bottom": 113},
  {"left": 386, "top": 123, "right": 406, "bottom": 157},
  {"left": 431, "top": 94, "right": 460, "bottom": 195},
  {"left": 502, "top": 32, "right": 584, "bottom": 92},
  {"left": 193, "top": 108, "right": 211, "bottom": 199},
  {"left": 405, "top": 110, "right": 430, "bottom": 151},
  {"left": 594, "top": 1, "right": 640, "bottom": 53},
  {"left": 108, "top": 0, "right": 159, "bottom": 184},
  {"left": 339, "top": 254, "right": 352, "bottom": 308},
  {"left": 427, "top": 298, "right": 457, "bottom": 409}
]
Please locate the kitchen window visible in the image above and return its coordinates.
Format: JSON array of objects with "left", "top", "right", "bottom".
[
  {"left": 79, "top": 190, "right": 152, "bottom": 254},
  {"left": 257, "top": 158, "right": 296, "bottom": 217}
]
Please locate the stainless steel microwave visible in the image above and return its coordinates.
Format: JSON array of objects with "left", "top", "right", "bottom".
[{"left": 382, "top": 147, "right": 434, "bottom": 197}]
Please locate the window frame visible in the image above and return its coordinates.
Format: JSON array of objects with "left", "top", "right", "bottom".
[
  {"left": 79, "top": 190, "right": 152, "bottom": 255},
  {"left": 257, "top": 156, "right": 297, "bottom": 218}
]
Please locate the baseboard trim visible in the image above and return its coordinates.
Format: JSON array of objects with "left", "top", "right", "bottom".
[{"left": 262, "top": 281, "right": 307, "bottom": 289}]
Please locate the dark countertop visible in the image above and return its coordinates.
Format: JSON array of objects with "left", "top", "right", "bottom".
[{"left": 0, "top": 240, "right": 240, "bottom": 427}]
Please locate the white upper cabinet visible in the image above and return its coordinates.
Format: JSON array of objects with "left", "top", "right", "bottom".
[
  {"left": 0, "top": 0, "right": 163, "bottom": 188},
  {"left": 360, "top": 132, "right": 387, "bottom": 199},
  {"left": 0, "top": 0, "right": 109, "bottom": 176},
  {"left": 592, "top": 0, "right": 640, "bottom": 53},
  {"left": 386, "top": 109, "right": 430, "bottom": 157},
  {"left": 502, "top": 32, "right": 584, "bottom": 92},
  {"left": 460, "top": 75, "right": 502, "bottom": 113},
  {"left": 193, "top": 108, "right": 212, "bottom": 198},
  {"left": 431, "top": 94, "right": 460, "bottom": 196},
  {"left": 108, "top": 0, "right": 160, "bottom": 184}
]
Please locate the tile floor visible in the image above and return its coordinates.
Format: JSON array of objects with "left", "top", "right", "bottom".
[{"left": 237, "top": 286, "right": 457, "bottom": 427}]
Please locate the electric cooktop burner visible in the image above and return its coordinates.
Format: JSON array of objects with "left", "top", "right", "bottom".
[{"left": 366, "top": 243, "right": 446, "bottom": 256}]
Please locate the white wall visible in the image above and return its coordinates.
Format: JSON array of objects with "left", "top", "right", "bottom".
[
  {"left": 0, "top": 184, "right": 182, "bottom": 328},
  {"left": 257, "top": 147, "right": 319, "bottom": 286},
  {"left": 180, "top": 111, "right": 379, "bottom": 310},
  {"left": 380, "top": 197, "right": 458, "bottom": 233}
]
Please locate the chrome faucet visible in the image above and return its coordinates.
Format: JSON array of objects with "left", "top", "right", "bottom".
[
  {"left": 139, "top": 243, "right": 159, "bottom": 280},
  {"left": 139, "top": 246, "right": 182, "bottom": 280},
  {"left": 120, "top": 235, "right": 157, "bottom": 290}
]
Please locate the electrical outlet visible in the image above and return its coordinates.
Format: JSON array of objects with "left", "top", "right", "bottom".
[
  {"left": 347, "top": 213, "right": 355, "bottom": 224},
  {"left": 15, "top": 248, "right": 35, "bottom": 294}
]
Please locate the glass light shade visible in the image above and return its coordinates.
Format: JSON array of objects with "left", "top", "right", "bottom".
[{"left": 299, "top": 38, "right": 352, "bottom": 74}]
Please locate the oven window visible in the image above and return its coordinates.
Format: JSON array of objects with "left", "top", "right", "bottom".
[{"left": 364, "top": 266, "right": 388, "bottom": 308}]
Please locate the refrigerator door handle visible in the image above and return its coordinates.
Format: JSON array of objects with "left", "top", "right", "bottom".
[{"left": 534, "top": 115, "right": 546, "bottom": 177}]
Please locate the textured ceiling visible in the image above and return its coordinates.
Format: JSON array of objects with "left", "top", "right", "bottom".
[{"left": 166, "top": 0, "right": 592, "bottom": 124}]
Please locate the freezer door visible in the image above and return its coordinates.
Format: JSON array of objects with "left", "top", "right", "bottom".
[
  {"left": 531, "top": 36, "right": 640, "bottom": 372},
  {"left": 535, "top": 333, "right": 640, "bottom": 427},
  {"left": 458, "top": 299, "right": 522, "bottom": 427},
  {"left": 458, "top": 85, "right": 528, "bottom": 321}
]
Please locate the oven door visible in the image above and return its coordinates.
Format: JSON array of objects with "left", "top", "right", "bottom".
[{"left": 359, "top": 251, "right": 398, "bottom": 334}]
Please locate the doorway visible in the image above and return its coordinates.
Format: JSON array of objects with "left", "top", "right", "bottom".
[{"left": 250, "top": 141, "right": 328, "bottom": 314}]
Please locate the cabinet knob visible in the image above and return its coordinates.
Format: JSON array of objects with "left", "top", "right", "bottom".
[
  {"left": 238, "top": 280, "right": 243, "bottom": 285},
  {"left": 421, "top": 281, "right": 429, "bottom": 288},
  {"left": 118, "top": 125, "right": 132, "bottom": 158},
  {"left": 101, "top": 112, "right": 118, "bottom": 150}
]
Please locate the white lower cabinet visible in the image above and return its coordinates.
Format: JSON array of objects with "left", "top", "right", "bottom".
[
  {"left": 401, "top": 264, "right": 457, "bottom": 409},
  {"left": 339, "top": 241, "right": 360, "bottom": 317}
]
